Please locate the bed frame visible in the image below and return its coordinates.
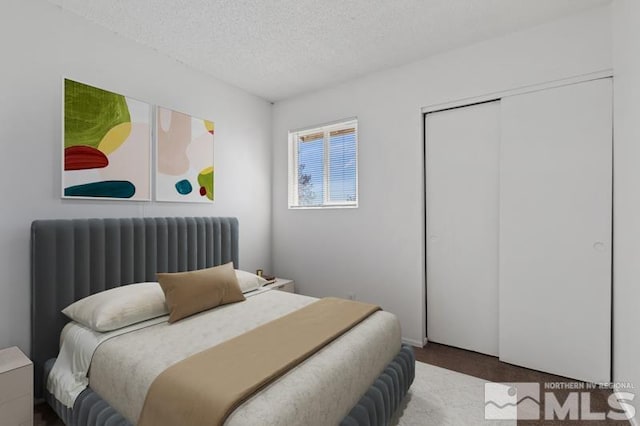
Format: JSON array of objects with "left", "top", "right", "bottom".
[
  {"left": 31, "top": 216, "right": 413, "bottom": 426},
  {"left": 31, "top": 216, "right": 239, "bottom": 399}
]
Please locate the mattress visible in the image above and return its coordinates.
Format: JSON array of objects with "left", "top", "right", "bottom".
[{"left": 53, "top": 289, "right": 402, "bottom": 425}]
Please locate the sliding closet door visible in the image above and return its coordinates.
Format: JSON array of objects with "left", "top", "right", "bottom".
[
  {"left": 499, "top": 79, "right": 612, "bottom": 383},
  {"left": 426, "top": 101, "right": 500, "bottom": 356}
]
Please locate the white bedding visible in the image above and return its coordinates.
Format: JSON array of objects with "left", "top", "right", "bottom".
[
  {"left": 51, "top": 289, "right": 401, "bottom": 425},
  {"left": 47, "top": 286, "right": 272, "bottom": 408},
  {"left": 47, "top": 316, "right": 167, "bottom": 408}
]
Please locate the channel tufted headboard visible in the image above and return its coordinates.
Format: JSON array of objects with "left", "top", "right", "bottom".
[{"left": 30, "top": 216, "right": 239, "bottom": 398}]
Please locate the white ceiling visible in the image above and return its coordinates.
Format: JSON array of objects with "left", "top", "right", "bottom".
[{"left": 50, "top": 0, "right": 611, "bottom": 102}]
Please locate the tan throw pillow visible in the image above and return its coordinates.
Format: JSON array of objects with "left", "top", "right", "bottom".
[{"left": 157, "top": 262, "right": 246, "bottom": 323}]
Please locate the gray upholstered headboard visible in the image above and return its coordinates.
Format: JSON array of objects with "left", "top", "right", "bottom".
[{"left": 30, "top": 216, "right": 239, "bottom": 398}]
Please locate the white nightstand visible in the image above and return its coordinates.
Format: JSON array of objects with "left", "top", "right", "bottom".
[
  {"left": 264, "top": 278, "right": 295, "bottom": 293},
  {"left": 0, "top": 347, "right": 33, "bottom": 426}
]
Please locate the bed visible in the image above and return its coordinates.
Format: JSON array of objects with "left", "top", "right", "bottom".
[{"left": 31, "top": 217, "right": 414, "bottom": 426}]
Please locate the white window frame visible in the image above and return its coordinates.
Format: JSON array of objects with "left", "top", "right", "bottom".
[{"left": 288, "top": 118, "right": 358, "bottom": 209}]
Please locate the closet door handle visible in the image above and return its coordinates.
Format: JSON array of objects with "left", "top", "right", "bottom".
[{"left": 593, "top": 241, "right": 606, "bottom": 251}]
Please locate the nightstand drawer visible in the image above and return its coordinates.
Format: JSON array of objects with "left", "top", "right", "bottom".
[
  {"left": 274, "top": 281, "right": 295, "bottom": 293},
  {"left": 0, "top": 365, "right": 31, "bottom": 406},
  {"left": 0, "top": 393, "right": 32, "bottom": 426},
  {"left": 264, "top": 278, "right": 295, "bottom": 293},
  {"left": 0, "top": 347, "right": 33, "bottom": 426}
]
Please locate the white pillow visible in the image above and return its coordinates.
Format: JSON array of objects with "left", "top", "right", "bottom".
[
  {"left": 235, "top": 269, "right": 268, "bottom": 293},
  {"left": 62, "top": 282, "right": 168, "bottom": 332}
]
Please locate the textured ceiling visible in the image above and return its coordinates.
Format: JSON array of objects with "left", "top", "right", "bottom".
[{"left": 50, "top": 0, "right": 611, "bottom": 101}]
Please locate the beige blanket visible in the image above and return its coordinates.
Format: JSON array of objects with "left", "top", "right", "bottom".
[
  {"left": 88, "top": 290, "right": 400, "bottom": 425},
  {"left": 137, "top": 297, "right": 381, "bottom": 426}
]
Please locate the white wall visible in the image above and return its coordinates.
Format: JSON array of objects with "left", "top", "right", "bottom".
[
  {"left": 272, "top": 6, "right": 612, "bottom": 345},
  {"left": 0, "top": 1, "right": 273, "bottom": 355},
  {"left": 612, "top": 0, "right": 640, "bottom": 418}
]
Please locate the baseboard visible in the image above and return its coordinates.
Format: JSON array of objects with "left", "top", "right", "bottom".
[
  {"left": 613, "top": 390, "right": 637, "bottom": 425},
  {"left": 401, "top": 337, "right": 424, "bottom": 347}
]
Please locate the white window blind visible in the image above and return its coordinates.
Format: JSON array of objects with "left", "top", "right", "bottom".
[{"left": 289, "top": 119, "right": 358, "bottom": 208}]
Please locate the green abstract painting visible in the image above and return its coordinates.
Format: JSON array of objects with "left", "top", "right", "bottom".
[{"left": 63, "top": 79, "right": 151, "bottom": 200}]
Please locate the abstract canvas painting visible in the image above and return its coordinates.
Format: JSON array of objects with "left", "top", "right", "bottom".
[
  {"left": 63, "top": 79, "right": 151, "bottom": 200},
  {"left": 155, "top": 107, "right": 214, "bottom": 202}
]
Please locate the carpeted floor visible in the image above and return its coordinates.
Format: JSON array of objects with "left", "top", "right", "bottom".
[{"left": 392, "top": 361, "right": 515, "bottom": 426}]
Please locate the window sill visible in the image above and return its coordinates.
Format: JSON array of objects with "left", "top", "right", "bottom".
[{"left": 288, "top": 204, "right": 358, "bottom": 210}]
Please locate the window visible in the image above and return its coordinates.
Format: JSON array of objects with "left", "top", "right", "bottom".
[{"left": 288, "top": 119, "right": 358, "bottom": 209}]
